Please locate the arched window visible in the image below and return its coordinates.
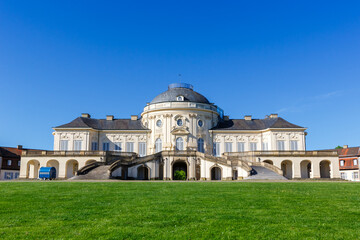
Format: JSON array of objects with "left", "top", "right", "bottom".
[
  {"left": 176, "top": 137, "right": 183, "bottom": 151},
  {"left": 155, "top": 138, "right": 162, "bottom": 153},
  {"left": 197, "top": 138, "right": 204, "bottom": 153}
]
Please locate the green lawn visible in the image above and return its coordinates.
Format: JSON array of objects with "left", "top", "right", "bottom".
[{"left": 0, "top": 182, "right": 359, "bottom": 239}]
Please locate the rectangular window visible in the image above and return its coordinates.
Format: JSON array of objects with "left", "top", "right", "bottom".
[
  {"left": 18, "top": 161, "right": 21, "bottom": 167},
  {"left": 14, "top": 172, "right": 19, "bottom": 179},
  {"left": 340, "top": 160, "right": 345, "bottom": 167},
  {"left": 277, "top": 141, "right": 285, "bottom": 151},
  {"left": 262, "top": 142, "right": 268, "bottom": 151},
  {"left": 354, "top": 172, "right": 359, "bottom": 179},
  {"left": 74, "top": 140, "right": 82, "bottom": 151},
  {"left": 114, "top": 142, "right": 122, "bottom": 151},
  {"left": 103, "top": 142, "right": 110, "bottom": 151},
  {"left": 91, "top": 142, "right": 98, "bottom": 151},
  {"left": 237, "top": 142, "right": 245, "bottom": 152},
  {"left": 139, "top": 142, "right": 146, "bottom": 157},
  {"left": 60, "top": 140, "right": 68, "bottom": 150},
  {"left": 7, "top": 160, "right": 12, "bottom": 166},
  {"left": 354, "top": 159, "right": 358, "bottom": 166},
  {"left": 4, "top": 172, "right": 13, "bottom": 180},
  {"left": 340, "top": 172, "right": 346, "bottom": 179},
  {"left": 213, "top": 142, "right": 220, "bottom": 156},
  {"left": 250, "top": 142, "right": 257, "bottom": 151},
  {"left": 126, "top": 142, "right": 134, "bottom": 152},
  {"left": 225, "top": 142, "right": 232, "bottom": 153},
  {"left": 290, "top": 141, "right": 298, "bottom": 151}
]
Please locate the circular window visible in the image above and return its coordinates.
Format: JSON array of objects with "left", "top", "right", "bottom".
[
  {"left": 177, "top": 119, "right": 183, "bottom": 126},
  {"left": 156, "top": 120, "right": 162, "bottom": 127},
  {"left": 198, "top": 120, "right": 203, "bottom": 127}
]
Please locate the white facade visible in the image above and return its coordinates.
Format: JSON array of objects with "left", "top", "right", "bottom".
[{"left": 19, "top": 83, "right": 340, "bottom": 180}]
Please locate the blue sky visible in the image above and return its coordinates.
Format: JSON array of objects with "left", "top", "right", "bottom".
[{"left": 0, "top": 1, "right": 359, "bottom": 150}]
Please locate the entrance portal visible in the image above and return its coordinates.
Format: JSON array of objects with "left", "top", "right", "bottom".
[{"left": 172, "top": 161, "right": 187, "bottom": 180}]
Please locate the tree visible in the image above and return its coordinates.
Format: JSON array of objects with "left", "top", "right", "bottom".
[
  {"left": 174, "top": 170, "right": 186, "bottom": 180},
  {"left": 335, "top": 146, "right": 343, "bottom": 149}
]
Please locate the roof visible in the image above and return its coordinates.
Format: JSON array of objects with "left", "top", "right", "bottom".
[
  {"left": 211, "top": 117, "right": 305, "bottom": 131},
  {"left": 150, "top": 84, "right": 210, "bottom": 104},
  {"left": 54, "top": 117, "right": 149, "bottom": 130},
  {"left": 0, "top": 147, "right": 21, "bottom": 158},
  {"left": 337, "top": 147, "right": 360, "bottom": 157}
]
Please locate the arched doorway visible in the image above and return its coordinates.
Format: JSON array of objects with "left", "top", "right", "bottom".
[
  {"left": 137, "top": 165, "right": 149, "bottom": 180},
  {"left": 85, "top": 159, "right": 97, "bottom": 165},
  {"left": 46, "top": 160, "right": 59, "bottom": 178},
  {"left": 172, "top": 161, "right": 187, "bottom": 180},
  {"left": 27, "top": 160, "right": 40, "bottom": 179},
  {"left": 263, "top": 160, "right": 273, "bottom": 165},
  {"left": 320, "top": 160, "right": 331, "bottom": 178},
  {"left": 66, "top": 160, "right": 79, "bottom": 179},
  {"left": 300, "top": 160, "right": 312, "bottom": 178},
  {"left": 211, "top": 166, "right": 222, "bottom": 180},
  {"left": 281, "top": 160, "right": 293, "bottom": 179}
]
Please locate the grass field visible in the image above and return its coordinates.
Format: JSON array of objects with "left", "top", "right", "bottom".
[{"left": 0, "top": 182, "right": 360, "bottom": 239}]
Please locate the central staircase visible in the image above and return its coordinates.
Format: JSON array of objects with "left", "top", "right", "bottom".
[
  {"left": 245, "top": 166, "right": 287, "bottom": 180},
  {"left": 70, "top": 165, "right": 111, "bottom": 180}
]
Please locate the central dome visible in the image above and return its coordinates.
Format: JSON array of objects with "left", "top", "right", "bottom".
[{"left": 150, "top": 83, "right": 210, "bottom": 104}]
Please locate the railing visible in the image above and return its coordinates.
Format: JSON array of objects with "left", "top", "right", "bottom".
[
  {"left": 22, "top": 150, "right": 108, "bottom": 157},
  {"left": 224, "top": 150, "right": 338, "bottom": 157},
  {"left": 143, "top": 101, "right": 218, "bottom": 113}
]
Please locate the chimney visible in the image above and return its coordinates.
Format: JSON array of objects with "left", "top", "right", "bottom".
[
  {"left": 106, "top": 115, "right": 114, "bottom": 121},
  {"left": 343, "top": 145, "right": 348, "bottom": 149},
  {"left": 17, "top": 145, "right": 23, "bottom": 150},
  {"left": 131, "top": 115, "right": 138, "bottom": 121},
  {"left": 270, "top": 113, "right": 278, "bottom": 119},
  {"left": 81, "top": 113, "right": 91, "bottom": 118},
  {"left": 223, "top": 115, "right": 230, "bottom": 121},
  {"left": 244, "top": 115, "right": 252, "bottom": 121}
]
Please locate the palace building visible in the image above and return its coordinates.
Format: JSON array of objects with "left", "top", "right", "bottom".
[{"left": 20, "top": 83, "right": 340, "bottom": 180}]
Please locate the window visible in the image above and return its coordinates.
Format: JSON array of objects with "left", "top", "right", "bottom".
[
  {"left": 354, "top": 159, "right": 358, "bottom": 166},
  {"left": 277, "top": 141, "right": 285, "bottom": 151},
  {"left": 114, "top": 142, "right": 122, "bottom": 151},
  {"left": 60, "top": 140, "right": 68, "bottom": 150},
  {"left": 18, "top": 161, "right": 21, "bottom": 167},
  {"left": 340, "top": 172, "right": 346, "bottom": 179},
  {"left": 354, "top": 172, "right": 359, "bottom": 179},
  {"left": 14, "top": 172, "right": 19, "bottom": 179},
  {"left": 262, "top": 142, "right": 268, "bottom": 151},
  {"left": 176, "top": 137, "right": 183, "bottom": 151},
  {"left": 139, "top": 142, "right": 146, "bottom": 157},
  {"left": 177, "top": 95, "right": 184, "bottom": 101},
  {"left": 290, "top": 141, "right": 298, "bottom": 150},
  {"left": 177, "top": 119, "right": 183, "bottom": 126},
  {"left": 4, "top": 172, "right": 13, "bottom": 180},
  {"left": 340, "top": 160, "right": 345, "bottom": 167},
  {"left": 103, "top": 142, "right": 110, "bottom": 151},
  {"left": 7, "top": 160, "right": 12, "bottom": 166},
  {"left": 213, "top": 142, "right": 220, "bottom": 156},
  {"left": 237, "top": 142, "right": 245, "bottom": 152},
  {"left": 155, "top": 138, "right": 162, "bottom": 153},
  {"left": 91, "top": 142, "right": 98, "bottom": 151},
  {"left": 74, "top": 140, "right": 82, "bottom": 151},
  {"left": 156, "top": 120, "right": 162, "bottom": 127},
  {"left": 198, "top": 120, "right": 203, "bottom": 127},
  {"left": 126, "top": 142, "right": 134, "bottom": 152},
  {"left": 250, "top": 142, "right": 257, "bottom": 151},
  {"left": 197, "top": 138, "right": 204, "bottom": 153},
  {"left": 225, "top": 142, "right": 232, "bottom": 153}
]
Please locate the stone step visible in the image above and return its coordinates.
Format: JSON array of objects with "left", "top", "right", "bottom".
[
  {"left": 70, "top": 165, "right": 111, "bottom": 180},
  {"left": 245, "top": 166, "right": 288, "bottom": 180}
]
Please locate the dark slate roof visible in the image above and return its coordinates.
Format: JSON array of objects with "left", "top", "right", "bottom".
[
  {"left": 54, "top": 117, "right": 149, "bottom": 130},
  {"left": 150, "top": 86, "right": 210, "bottom": 104},
  {"left": 211, "top": 117, "right": 304, "bottom": 130},
  {"left": 337, "top": 147, "right": 360, "bottom": 157}
]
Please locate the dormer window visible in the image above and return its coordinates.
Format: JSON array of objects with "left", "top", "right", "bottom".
[{"left": 176, "top": 95, "right": 184, "bottom": 101}]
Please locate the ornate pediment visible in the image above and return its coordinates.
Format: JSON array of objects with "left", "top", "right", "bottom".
[{"left": 171, "top": 126, "right": 190, "bottom": 135}]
